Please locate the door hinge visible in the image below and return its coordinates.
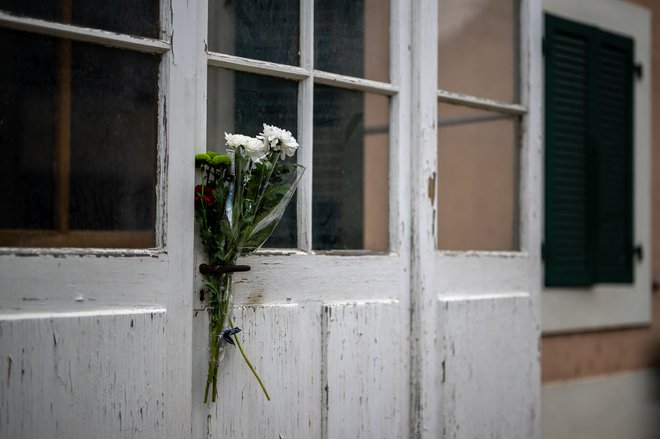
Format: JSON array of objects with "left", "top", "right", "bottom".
[
  {"left": 634, "top": 63, "right": 643, "bottom": 80},
  {"left": 633, "top": 244, "right": 643, "bottom": 262}
]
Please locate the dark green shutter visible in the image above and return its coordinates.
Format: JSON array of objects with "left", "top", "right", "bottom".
[
  {"left": 544, "top": 14, "right": 634, "bottom": 287},
  {"left": 593, "top": 32, "right": 634, "bottom": 283},
  {"left": 544, "top": 15, "right": 594, "bottom": 286}
]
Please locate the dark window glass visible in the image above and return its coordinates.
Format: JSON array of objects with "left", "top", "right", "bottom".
[
  {"left": 208, "top": 0, "right": 299, "bottom": 66},
  {"left": 207, "top": 68, "right": 298, "bottom": 248},
  {"left": 313, "top": 85, "right": 389, "bottom": 251},
  {"left": 314, "top": 0, "right": 390, "bottom": 82},
  {"left": 0, "top": 31, "right": 57, "bottom": 231},
  {"left": 68, "top": 43, "right": 158, "bottom": 232},
  {"left": 0, "top": 0, "right": 159, "bottom": 38},
  {"left": 0, "top": 28, "right": 159, "bottom": 248}
]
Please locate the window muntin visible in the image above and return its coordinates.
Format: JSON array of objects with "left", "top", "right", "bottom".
[
  {"left": 207, "top": 0, "right": 394, "bottom": 253},
  {"left": 0, "top": 26, "right": 159, "bottom": 248}
]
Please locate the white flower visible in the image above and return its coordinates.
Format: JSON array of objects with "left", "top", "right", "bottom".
[
  {"left": 224, "top": 133, "right": 254, "bottom": 149},
  {"left": 258, "top": 124, "right": 299, "bottom": 158},
  {"left": 243, "top": 137, "right": 269, "bottom": 163},
  {"left": 225, "top": 132, "right": 269, "bottom": 163}
]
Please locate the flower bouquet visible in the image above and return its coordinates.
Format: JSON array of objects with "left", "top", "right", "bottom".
[{"left": 195, "top": 124, "right": 304, "bottom": 403}]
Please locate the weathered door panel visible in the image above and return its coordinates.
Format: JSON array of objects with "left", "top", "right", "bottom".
[{"left": 0, "top": 310, "right": 167, "bottom": 438}]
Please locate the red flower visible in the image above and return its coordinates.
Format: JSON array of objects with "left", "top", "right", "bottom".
[{"left": 195, "top": 184, "right": 215, "bottom": 207}]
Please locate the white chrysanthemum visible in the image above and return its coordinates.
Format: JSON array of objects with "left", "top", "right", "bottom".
[
  {"left": 243, "top": 137, "right": 269, "bottom": 163},
  {"left": 225, "top": 132, "right": 269, "bottom": 163},
  {"left": 258, "top": 124, "right": 299, "bottom": 158},
  {"left": 224, "top": 133, "right": 254, "bottom": 149}
]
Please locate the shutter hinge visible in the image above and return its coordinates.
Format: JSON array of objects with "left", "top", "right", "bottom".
[
  {"left": 633, "top": 244, "right": 643, "bottom": 262},
  {"left": 634, "top": 63, "right": 643, "bottom": 80}
]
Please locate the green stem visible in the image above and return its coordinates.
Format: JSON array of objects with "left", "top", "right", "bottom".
[
  {"left": 204, "top": 321, "right": 221, "bottom": 403},
  {"left": 229, "top": 316, "right": 271, "bottom": 401},
  {"left": 203, "top": 274, "right": 228, "bottom": 404}
]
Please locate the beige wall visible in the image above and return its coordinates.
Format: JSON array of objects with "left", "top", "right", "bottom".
[{"left": 542, "top": 0, "right": 660, "bottom": 383}]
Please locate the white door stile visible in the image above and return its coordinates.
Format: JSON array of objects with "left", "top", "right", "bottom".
[
  {"left": 390, "top": 0, "right": 413, "bottom": 434},
  {"left": 410, "top": 0, "right": 440, "bottom": 437},
  {"left": 173, "top": 0, "right": 208, "bottom": 437},
  {"left": 520, "top": 0, "right": 543, "bottom": 435}
]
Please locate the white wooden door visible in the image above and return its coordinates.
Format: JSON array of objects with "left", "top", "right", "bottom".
[
  {"left": 0, "top": 1, "right": 200, "bottom": 437},
  {"left": 194, "top": 1, "right": 413, "bottom": 438},
  {"left": 409, "top": 0, "right": 542, "bottom": 438}
]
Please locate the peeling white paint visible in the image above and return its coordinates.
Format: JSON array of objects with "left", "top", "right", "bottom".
[
  {"left": 324, "top": 300, "right": 405, "bottom": 439},
  {"left": 438, "top": 294, "right": 537, "bottom": 439},
  {"left": 198, "top": 303, "right": 322, "bottom": 439},
  {"left": 0, "top": 311, "right": 167, "bottom": 438}
]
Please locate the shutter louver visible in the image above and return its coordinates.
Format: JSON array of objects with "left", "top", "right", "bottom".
[{"left": 544, "top": 16, "right": 593, "bottom": 286}]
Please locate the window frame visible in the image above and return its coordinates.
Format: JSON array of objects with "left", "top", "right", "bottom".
[
  {"left": 0, "top": 8, "right": 174, "bottom": 312},
  {"left": 200, "top": 0, "right": 413, "bottom": 303},
  {"left": 541, "top": 0, "right": 652, "bottom": 333},
  {"left": 432, "top": 0, "right": 538, "bottom": 295},
  {"left": 0, "top": 1, "right": 412, "bottom": 307},
  {"left": 0, "top": 12, "right": 168, "bottom": 249}
]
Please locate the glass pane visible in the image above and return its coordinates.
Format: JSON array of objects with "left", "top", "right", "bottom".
[
  {"left": 438, "top": 0, "right": 517, "bottom": 102},
  {"left": 68, "top": 42, "right": 158, "bottom": 233},
  {"left": 208, "top": 0, "right": 299, "bottom": 66},
  {"left": 315, "top": 0, "right": 390, "bottom": 82},
  {"left": 437, "top": 103, "right": 518, "bottom": 251},
  {"left": 0, "top": 0, "right": 159, "bottom": 38},
  {"left": 0, "top": 31, "right": 56, "bottom": 231},
  {"left": 0, "top": 28, "right": 159, "bottom": 248},
  {"left": 313, "top": 86, "right": 389, "bottom": 251},
  {"left": 207, "top": 68, "right": 298, "bottom": 248}
]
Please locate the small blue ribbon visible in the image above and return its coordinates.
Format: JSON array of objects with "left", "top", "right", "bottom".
[{"left": 221, "top": 327, "right": 241, "bottom": 346}]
